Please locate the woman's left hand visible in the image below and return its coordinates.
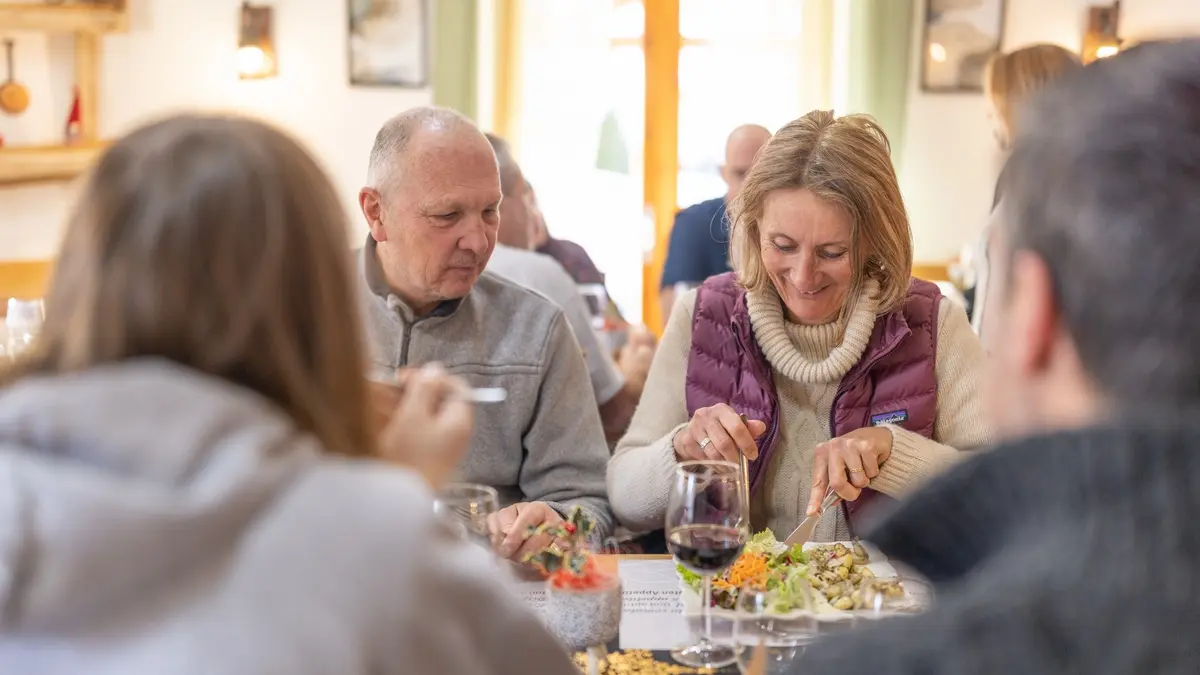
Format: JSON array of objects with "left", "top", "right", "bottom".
[{"left": 806, "top": 427, "right": 894, "bottom": 515}]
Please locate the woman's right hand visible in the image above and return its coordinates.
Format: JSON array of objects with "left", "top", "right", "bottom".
[
  {"left": 671, "top": 403, "right": 767, "bottom": 463},
  {"left": 375, "top": 363, "right": 475, "bottom": 489}
]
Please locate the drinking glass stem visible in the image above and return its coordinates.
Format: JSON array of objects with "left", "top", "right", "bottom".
[{"left": 701, "top": 574, "right": 714, "bottom": 648}]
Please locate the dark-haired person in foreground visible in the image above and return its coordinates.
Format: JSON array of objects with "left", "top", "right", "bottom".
[{"left": 796, "top": 39, "right": 1200, "bottom": 674}]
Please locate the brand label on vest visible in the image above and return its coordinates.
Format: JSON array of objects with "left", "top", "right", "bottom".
[{"left": 870, "top": 410, "right": 908, "bottom": 427}]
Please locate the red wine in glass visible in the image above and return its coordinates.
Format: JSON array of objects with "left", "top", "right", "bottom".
[{"left": 668, "top": 524, "right": 745, "bottom": 574}]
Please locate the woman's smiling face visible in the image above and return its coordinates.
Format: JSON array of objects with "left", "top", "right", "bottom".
[{"left": 759, "top": 187, "right": 856, "bottom": 325}]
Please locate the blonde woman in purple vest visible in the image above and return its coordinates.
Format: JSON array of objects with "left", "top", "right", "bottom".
[{"left": 609, "top": 111, "right": 993, "bottom": 542}]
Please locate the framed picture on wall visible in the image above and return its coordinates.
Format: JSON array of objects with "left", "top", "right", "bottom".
[
  {"left": 920, "top": 0, "right": 1007, "bottom": 93},
  {"left": 347, "top": 0, "right": 430, "bottom": 87}
]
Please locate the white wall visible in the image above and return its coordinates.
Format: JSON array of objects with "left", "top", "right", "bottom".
[
  {"left": 900, "top": 0, "right": 1200, "bottom": 262},
  {"left": 0, "top": 0, "right": 432, "bottom": 261}
]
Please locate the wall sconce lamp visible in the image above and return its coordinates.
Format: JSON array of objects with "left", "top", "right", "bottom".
[
  {"left": 1082, "top": 1, "right": 1122, "bottom": 64},
  {"left": 237, "top": 2, "right": 278, "bottom": 79}
]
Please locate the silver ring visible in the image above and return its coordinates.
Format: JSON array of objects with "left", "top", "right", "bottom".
[{"left": 698, "top": 437, "right": 712, "bottom": 450}]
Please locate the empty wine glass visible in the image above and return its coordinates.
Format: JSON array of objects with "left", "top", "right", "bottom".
[
  {"left": 735, "top": 585, "right": 818, "bottom": 674},
  {"left": 666, "top": 460, "right": 746, "bottom": 669},
  {"left": 432, "top": 483, "right": 498, "bottom": 551}
]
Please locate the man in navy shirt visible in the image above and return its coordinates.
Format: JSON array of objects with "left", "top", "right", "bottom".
[{"left": 659, "top": 124, "right": 771, "bottom": 319}]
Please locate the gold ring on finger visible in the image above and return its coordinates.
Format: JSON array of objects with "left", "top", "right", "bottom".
[{"left": 847, "top": 467, "right": 864, "bottom": 474}]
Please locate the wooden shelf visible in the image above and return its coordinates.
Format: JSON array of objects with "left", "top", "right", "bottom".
[
  {"left": 0, "top": 3, "right": 125, "bottom": 190},
  {"left": 0, "top": 143, "right": 106, "bottom": 186},
  {"left": 0, "top": 3, "right": 128, "bottom": 33}
]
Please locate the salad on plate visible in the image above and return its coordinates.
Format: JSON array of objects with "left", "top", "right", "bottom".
[{"left": 676, "top": 531, "right": 906, "bottom": 615}]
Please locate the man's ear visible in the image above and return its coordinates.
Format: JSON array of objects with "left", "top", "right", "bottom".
[
  {"left": 1008, "top": 250, "right": 1060, "bottom": 377},
  {"left": 360, "top": 187, "right": 387, "bottom": 242}
]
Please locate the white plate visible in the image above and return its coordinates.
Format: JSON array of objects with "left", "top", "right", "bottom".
[{"left": 676, "top": 540, "right": 926, "bottom": 622}]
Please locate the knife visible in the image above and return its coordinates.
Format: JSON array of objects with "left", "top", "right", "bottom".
[{"left": 783, "top": 487, "right": 841, "bottom": 547}]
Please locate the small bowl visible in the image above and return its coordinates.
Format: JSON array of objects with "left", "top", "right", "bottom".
[{"left": 543, "top": 574, "right": 622, "bottom": 651}]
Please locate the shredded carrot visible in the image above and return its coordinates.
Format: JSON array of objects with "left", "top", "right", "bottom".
[{"left": 714, "top": 552, "right": 769, "bottom": 591}]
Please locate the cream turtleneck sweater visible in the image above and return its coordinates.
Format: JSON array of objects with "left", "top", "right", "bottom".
[{"left": 608, "top": 281, "right": 992, "bottom": 541}]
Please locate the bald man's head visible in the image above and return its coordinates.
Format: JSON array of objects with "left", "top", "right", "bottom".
[
  {"left": 366, "top": 106, "right": 479, "bottom": 192},
  {"left": 359, "top": 106, "right": 502, "bottom": 314},
  {"left": 722, "top": 124, "right": 771, "bottom": 200}
]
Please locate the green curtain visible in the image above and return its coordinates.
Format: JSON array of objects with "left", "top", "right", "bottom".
[
  {"left": 431, "top": 0, "right": 479, "bottom": 121},
  {"left": 844, "top": 0, "right": 915, "bottom": 174}
]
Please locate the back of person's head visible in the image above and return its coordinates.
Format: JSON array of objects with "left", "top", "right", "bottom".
[
  {"left": 729, "top": 110, "right": 913, "bottom": 315},
  {"left": 985, "top": 43, "right": 1082, "bottom": 145},
  {"left": 483, "top": 131, "right": 533, "bottom": 249},
  {"left": 9, "top": 114, "right": 373, "bottom": 456},
  {"left": 999, "top": 38, "right": 1200, "bottom": 410},
  {"left": 484, "top": 132, "right": 519, "bottom": 195}
]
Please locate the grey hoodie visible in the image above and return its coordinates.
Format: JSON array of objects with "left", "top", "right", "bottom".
[{"left": 0, "top": 360, "right": 578, "bottom": 675}]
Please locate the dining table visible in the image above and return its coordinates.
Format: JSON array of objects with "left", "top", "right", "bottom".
[
  {"left": 539, "top": 552, "right": 917, "bottom": 674},
  {"left": 570, "top": 554, "right": 742, "bottom": 674}
]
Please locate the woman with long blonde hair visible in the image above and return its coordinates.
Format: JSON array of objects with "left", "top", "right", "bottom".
[
  {"left": 968, "top": 44, "right": 1082, "bottom": 338},
  {"left": 0, "top": 114, "right": 577, "bottom": 675},
  {"left": 985, "top": 43, "right": 1082, "bottom": 152}
]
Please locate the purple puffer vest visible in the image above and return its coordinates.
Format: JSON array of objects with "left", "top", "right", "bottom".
[{"left": 685, "top": 272, "right": 942, "bottom": 532}]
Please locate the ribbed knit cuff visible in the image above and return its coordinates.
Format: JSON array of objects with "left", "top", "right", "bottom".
[
  {"left": 870, "top": 424, "right": 964, "bottom": 498},
  {"left": 653, "top": 422, "right": 690, "bottom": 473}
]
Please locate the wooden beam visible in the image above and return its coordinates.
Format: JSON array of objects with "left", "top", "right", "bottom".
[
  {"left": 491, "top": 0, "right": 522, "bottom": 144},
  {"left": 0, "top": 144, "right": 104, "bottom": 186},
  {"left": 642, "top": 0, "right": 680, "bottom": 334},
  {"left": 0, "top": 3, "right": 127, "bottom": 34},
  {"left": 0, "top": 260, "right": 53, "bottom": 302},
  {"left": 74, "top": 32, "right": 100, "bottom": 143},
  {"left": 912, "top": 262, "right": 951, "bottom": 283},
  {"left": 801, "top": 0, "right": 834, "bottom": 111}
]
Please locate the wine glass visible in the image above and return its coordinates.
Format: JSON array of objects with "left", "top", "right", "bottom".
[
  {"left": 734, "top": 585, "right": 817, "bottom": 674},
  {"left": 666, "top": 460, "right": 746, "bottom": 669},
  {"left": 5, "top": 298, "right": 44, "bottom": 359},
  {"left": 432, "top": 483, "right": 498, "bottom": 551}
]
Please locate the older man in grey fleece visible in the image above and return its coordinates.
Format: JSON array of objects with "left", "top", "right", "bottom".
[{"left": 357, "top": 106, "right": 613, "bottom": 561}]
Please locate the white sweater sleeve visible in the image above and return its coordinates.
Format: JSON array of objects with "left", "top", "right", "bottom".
[{"left": 606, "top": 290, "right": 697, "bottom": 532}]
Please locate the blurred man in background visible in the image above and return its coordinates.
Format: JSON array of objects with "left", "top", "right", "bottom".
[
  {"left": 659, "top": 123, "right": 771, "bottom": 319},
  {"left": 528, "top": 182, "right": 635, "bottom": 341},
  {"left": 485, "top": 132, "right": 654, "bottom": 444}
]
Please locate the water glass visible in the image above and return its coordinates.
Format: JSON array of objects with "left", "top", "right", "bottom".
[
  {"left": 432, "top": 483, "right": 498, "bottom": 551},
  {"left": 735, "top": 586, "right": 817, "bottom": 674}
]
